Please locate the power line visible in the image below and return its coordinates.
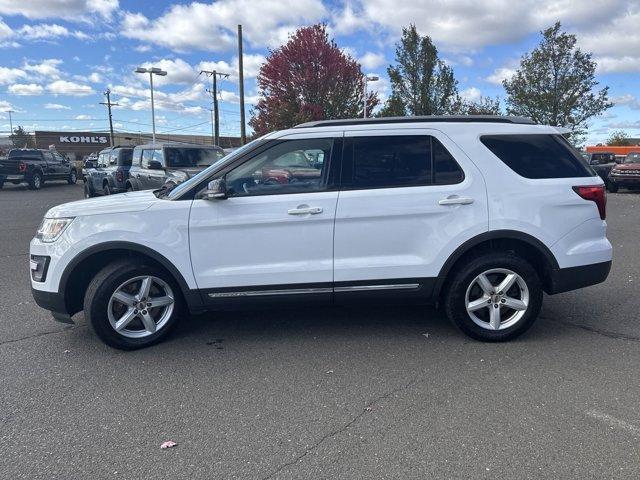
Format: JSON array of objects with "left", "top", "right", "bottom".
[
  {"left": 200, "top": 69, "right": 230, "bottom": 146},
  {"left": 99, "top": 89, "right": 119, "bottom": 147}
]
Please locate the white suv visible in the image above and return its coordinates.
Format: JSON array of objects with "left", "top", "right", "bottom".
[{"left": 30, "top": 116, "right": 612, "bottom": 349}]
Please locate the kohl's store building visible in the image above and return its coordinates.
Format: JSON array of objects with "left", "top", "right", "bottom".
[
  {"left": 34, "top": 131, "right": 112, "bottom": 161},
  {"left": 34, "top": 131, "right": 242, "bottom": 160}
]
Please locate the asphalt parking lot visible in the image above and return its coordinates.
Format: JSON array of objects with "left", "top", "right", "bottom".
[{"left": 1, "top": 180, "right": 639, "bottom": 479}]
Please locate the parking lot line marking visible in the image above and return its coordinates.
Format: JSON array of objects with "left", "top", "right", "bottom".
[{"left": 585, "top": 410, "right": 640, "bottom": 436}]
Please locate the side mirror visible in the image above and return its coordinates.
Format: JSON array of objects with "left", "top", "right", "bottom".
[
  {"left": 203, "top": 178, "right": 227, "bottom": 200},
  {"left": 148, "top": 159, "right": 163, "bottom": 170},
  {"left": 85, "top": 160, "right": 96, "bottom": 169}
]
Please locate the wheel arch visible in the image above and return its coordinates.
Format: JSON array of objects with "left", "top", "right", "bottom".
[
  {"left": 434, "top": 230, "right": 559, "bottom": 299},
  {"left": 60, "top": 241, "right": 202, "bottom": 316}
]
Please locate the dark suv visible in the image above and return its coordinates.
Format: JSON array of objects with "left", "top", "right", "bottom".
[
  {"left": 0, "top": 149, "right": 77, "bottom": 190},
  {"left": 608, "top": 152, "right": 640, "bottom": 193},
  {"left": 84, "top": 146, "right": 134, "bottom": 197},
  {"left": 126, "top": 143, "right": 225, "bottom": 191}
]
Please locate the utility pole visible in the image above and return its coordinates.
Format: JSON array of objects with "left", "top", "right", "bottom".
[
  {"left": 200, "top": 69, "right": 230, "bottom": 146},
  {"left": 100, "top": 89, "right": 119, "bottom": 147},
  {"left": 209, "top": 108, "right": 215, "bottom": 144},
  {"left": 238, "top": 24, "right": 246, "bottom": 145},
  {"left": 7, "top": 109, "right": 13, "bottom": 135}
]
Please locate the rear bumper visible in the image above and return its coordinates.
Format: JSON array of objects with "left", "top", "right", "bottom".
[
  {"left": 31, "top": 287, "right": 73, "bottom": 323},
  {"left": 546, "top": 260, "right": 611, "bottom": 294},
  {"left": 0, "top": 174, "right": 25, "bottom": 182}
]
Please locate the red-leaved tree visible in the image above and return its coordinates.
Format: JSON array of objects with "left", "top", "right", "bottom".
[{"left": 249, "top": 24, "right": 379, "bottom": 136}]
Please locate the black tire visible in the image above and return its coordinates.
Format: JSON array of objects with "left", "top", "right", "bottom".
[
  {"left": 0, "top": 181, "right": 4, "bottom": 190},
  {"left": 126, "top": 183, "right": 134, "bottom": 192},
  {"left": 29, "top": 171, "right": 43, "bottom": 190},
  {"left": 84, "top": 260, "right": 183, "bottom": 350},
  {"left": 84, "top": 182, "right": 94, "bottom": 198},
  {"left": 443, "top": 252, "right": 543, "bottom": 342},
  {"left": 103, "top": 183, "right": 111, "bottom": 195},
  {"left": 607, "top": 182, "right": 618, "bottom": 193}
]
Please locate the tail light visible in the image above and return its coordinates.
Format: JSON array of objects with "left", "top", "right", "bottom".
[
  {"left": 115, "top": 170, "right": 124, "bottom": 182},
  {"left": 18, "top": 161, "right": 26, "bottom": 172},
  {"left": 573, "top": 185, "right": 606, "bottom": 220}
]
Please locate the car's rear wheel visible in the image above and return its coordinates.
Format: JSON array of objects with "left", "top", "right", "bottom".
[
  {"left": 103, "top": 183, "right": 111, "bottom": 195},
  {"left": 29, "top": 171, "right": 43, "bottom": 190},
  {"left": 68, "top": 169, "right": 77, "bottom": 184},
  {"left": 444, "top": 252, "right": 543, "bottom": 341},
  {"left": 84, "top": 182, "right": 93, "bottom": 198},
  {"left": 84, "top": 261, "right": 182, "bottom": 350}
]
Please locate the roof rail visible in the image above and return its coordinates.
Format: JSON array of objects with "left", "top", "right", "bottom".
[{"left": 293, "top": 115, "right": 536, "bottom": 129}]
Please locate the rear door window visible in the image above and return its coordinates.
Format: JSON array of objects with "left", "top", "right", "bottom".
[
  {"left": 342, "top": 135, "right": 464, "bottom": 189},
  {"left": 480, "top": 134, "right": 594, "bottom": 179}
]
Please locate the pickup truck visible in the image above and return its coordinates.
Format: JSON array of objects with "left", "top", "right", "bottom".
[{"left": 0, "top": 148, "right": 78, "bottom": 190}]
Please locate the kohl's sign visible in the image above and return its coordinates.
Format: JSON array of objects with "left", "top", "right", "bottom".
[{"left": 59, "top": 135, "right": 108, "bottom": 144}]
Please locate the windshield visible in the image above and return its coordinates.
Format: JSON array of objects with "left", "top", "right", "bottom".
[
  {"left": 165, "top": 147, "right": 225, "bottom": 168},
  {"left": 625, "top": 152, "right": 640, "bottom": 163},
  {"left": 166, "top": 137, "right": 265, "bottom": 199}
]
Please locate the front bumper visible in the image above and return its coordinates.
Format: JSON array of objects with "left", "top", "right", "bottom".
[
  {"left": 546, "top": 260, "right": 612, "bottom": 294},
  {"left": 609, "top": 174, "right": 640, "bottom": 186},
  {"left": 31, "top": 287, "right": 73, "bottom": 323}
]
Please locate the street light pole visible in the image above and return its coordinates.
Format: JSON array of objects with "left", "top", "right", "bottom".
[
  {"left": 135, "top": 67, "right": 167, "bottom": 144},
  {"left": 363, "top": 75, "right": 379, "bottom": 118},
  {"left": 7, "top": 109, "right": 13, "bottom": 134}
]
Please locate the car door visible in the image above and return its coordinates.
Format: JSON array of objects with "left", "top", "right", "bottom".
[
  {"left": 148, "top": 148, "right": 167, "bottom": 188},
  {"left": 53, "top": 152, "right": 69, "bottom": 178},
  {"left": 333, "top": 129, "right": 488, "bottom": 302},
  {"left": 42, "top": 151, "right": 59, "bottom": 178},
  {"left": 188, "top": 133, "right": 341, "bottom": 305},
  {"left": 135, "top": 149, "right": 155, "bottom": 190}
]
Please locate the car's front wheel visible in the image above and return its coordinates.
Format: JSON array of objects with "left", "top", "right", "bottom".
[
  {"left": 68, "top": 169, "right": 77, "bottom": 184},
  {"left": 84, "top": 261, "right": 182, "bottom": 349},
  {"left": 607, "top": 182, "right": 618, "bottom": 193},
  {"left": 444, "top": 252, "right": 543, "bottom": 342},
  {"left": 84, "top": 182, "right": 93, "bottom": 198}
]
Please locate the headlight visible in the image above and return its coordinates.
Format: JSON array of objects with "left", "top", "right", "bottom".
[{"left": 36, "top": 217, "right": 74, "bottom": 243}]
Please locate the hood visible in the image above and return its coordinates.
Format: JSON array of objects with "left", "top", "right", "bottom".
[
  {"left": 45, "top": 190, "right": 158, "bottom": 218},
  {"left": 616, "top": 163, "right": 640, "bottom": 170}
]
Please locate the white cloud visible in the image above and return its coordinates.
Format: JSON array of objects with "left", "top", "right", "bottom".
[
  {"left": 87, "top": 72, "right": 102, "bottom": 83},
  {"left": 0, "top": 66, "right": 26, "bottom": 84},
  {"left": 47, "top": 79, "right": 94, "bottom": 96},
  {"left": 0, "top": 99, "right": 17, "bottom": 111},
  {"left": 17, "top": 23, "right": 89, "bottom": 40},
  {"left": 198, "top": 53, "right": 266, "bottom": 83},
  {"left": 75, "top": 114, "right": 92, "bottom": 120},
  {"left": 335, "top": 0, "right": 630, "bottom": 52},
  {"left": 460, "top": 87, "right": 482, "bottom": 102},
  {"left": 596, "top": 56, "right": 640, "bottom": 74},
  {"left": 0, "top": 0, "right": 119, "bottom": 20},
  {"left": 23, "top": 58, "right": 63, "bottom": 78},
  {"left": 121, "top": 0, "right": 326, "bottom": 52},
  {"left": 134, "top": 44, "right": 151, "bottom": 53},
  {"left": 44, "top": 102, "right": 71, "bottom": 109},
  {"left": 0, "top": 17, "right": 12, "bottom": 38},
  {"left": 139, "top": 58, "right": 197, "bottom": 86},
  {"left": 613, "top": 94, "right": 640, "bottom": 110},
  {"left": 8, "top": 83, "right": 43, "bottom": 95},
  {"left": 359, "top": 52, "right": 386, "bottom": 70},
  {"left": 485, "top": 67, "right": 517, "bottom": 86}
]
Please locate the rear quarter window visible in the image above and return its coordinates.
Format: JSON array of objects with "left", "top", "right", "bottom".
[{"left": 480, "top": 134, "right": 594, "bottom": 179}]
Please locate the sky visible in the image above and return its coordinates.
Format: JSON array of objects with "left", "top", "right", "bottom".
[{"left": 0, "top": 0, "right": 639, "bottom": 145}]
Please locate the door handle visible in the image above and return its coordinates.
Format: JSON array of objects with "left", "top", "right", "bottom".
[
  {"left": 288, "top": 206, "right": 323, "bottom": 215},
  {"left": 438, "top": 196, "right": 474, "bottom": 206}
]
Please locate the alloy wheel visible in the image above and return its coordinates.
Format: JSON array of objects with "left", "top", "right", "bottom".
[
  {"left": 107, "top": 275, "right": 175, "bottom": 338},
  {"left": 464, "top": 268, "right": 529, "bottom": 331}
]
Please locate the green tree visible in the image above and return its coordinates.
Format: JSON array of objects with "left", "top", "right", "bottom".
[
  {"left": 452, "top": 96, "right": 502, "bottom": 115},
  {"left": 380, "top": 24, "right": 458, "bottom": 116},
  {"left": 10, "top": 126, "right": 35, "bottom": 148},
  {"left": 606, "top": 129, "right": 631, "bottom": 146},
  {"left": 503, "top": 22, "right": 612, "bottom": 142}
]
